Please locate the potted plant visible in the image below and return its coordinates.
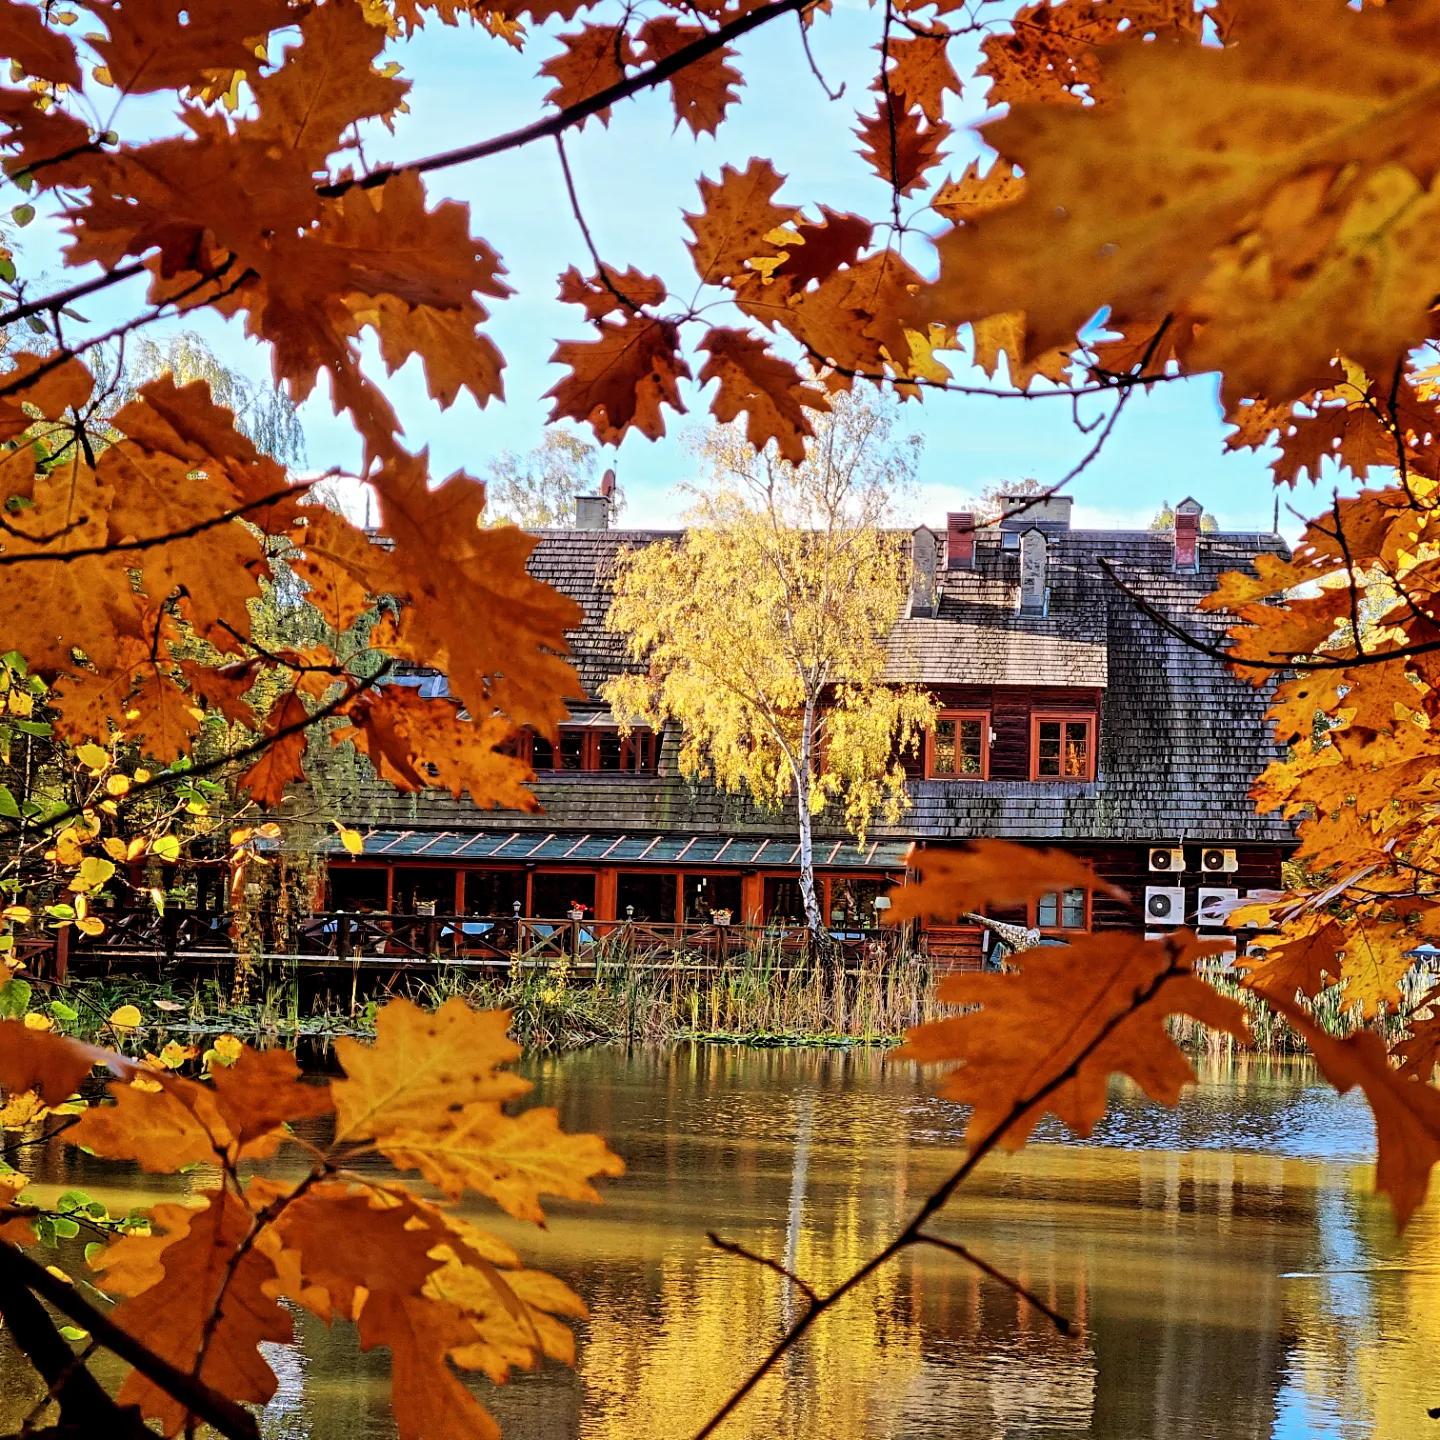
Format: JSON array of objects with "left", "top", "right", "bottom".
[
  {"left": 711, "top": 907, "right": 732, "bottom": 926},
  {"left": 567, "top": 899, "right": 588, "bottom": 921}
]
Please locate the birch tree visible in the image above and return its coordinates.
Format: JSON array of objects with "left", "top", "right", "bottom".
[{"left": 603, "top": 392, "right": 935, "bottom": 939}]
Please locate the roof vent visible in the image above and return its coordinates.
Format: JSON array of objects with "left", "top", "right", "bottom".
[
  {"left": 1174, "top": 496, "right": 1202, "bottom": 572},
  {"left": 946, "top": 511, "right": 975, "bottom": 570}
]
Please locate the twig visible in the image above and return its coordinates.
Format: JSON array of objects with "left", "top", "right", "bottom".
[
  {"left": 913, "top": 1231, "right": 1071, "bottom": 1334},
  {"left": 797, "top": 12, "right": 844, "bottom": 101},
  {"left": 317, "top": 0, "right": 819, "bottom": 198},
  {"left": 554, "top": 135, "right": 646, "bottom": 316},
  {"left": 706, "top": 1230, "right": 820, "bottom": 1307},
  {"left": 0, "top": 261, "right": 147, "bottom": 332},
  {"left": 0, "top": 1240, "right": 258, "bottom": 1440}
]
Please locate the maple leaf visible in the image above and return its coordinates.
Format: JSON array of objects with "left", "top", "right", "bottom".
[
  {"left": 1, "top": 0, "right": 83, "bottom": 86},
  {"left": 698, "top": 326, "right": 829, "bottom": 464},
  {"left": 638, "top": 17, "right": 742, "bottom": 136},
  {"left": 1257, "top": 987, "right": 1440, "bottom": 1228},
  {"left": 331, "top": 998, "right": 531, "bottom": 1145},
  {"left": 557, "top": 263, "right": 668, "bottom": 321},
  {"left": 0, "top": 351, "right": 94, "bottom": 440},
  {"left": 884, "top": 839, "right": 1121, "bottom": 925},
  {"left": 545, "top": 313, "right": 692, "bottom": 443},
  {"left": 1396, "top": 1011, "right": 1440, "bottom": 1083},
  {"left": 97, "top": 1192, "right": 291, "bottom": 1434},
  {"left": 238, "top": 687, "right": 311, "bottom": 808},
  {"left": 854, "top": 95, "right": 949, "bottom": 198},
  {"left": 686, "top": 158, "right": 794, "bottom": 288},
  {"left": 539, "top": 24, "right": 636, "bottom": 124},
  {"left": 88, "top": 0, "right": 295, "bottom": 94},
  {"left": 879, "top": 31, "right": 961, "bottom": 125},
  {"left": 379, "top": 1101, "right": 624, "bottom": 1223},
  {"left": 69, "top": 1074, "right": 229, "bottom": 1172},
  {"left": 899, "top": 931, "right": 1250, "bottom": 1148}
]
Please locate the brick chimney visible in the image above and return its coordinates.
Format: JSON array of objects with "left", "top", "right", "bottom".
[
  {"left": 946, "top": 511, "right": 975, "bottom": 570},
  {"left": 910, "top": 526, "right": 939, "bottom": 616},
  {"left": 1174, "top": 496, "right": 1202, "bottom": 572}
]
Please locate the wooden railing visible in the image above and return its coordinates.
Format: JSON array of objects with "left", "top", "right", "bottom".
[{"left": 56, "top": 909, "right": 908, "bottom": 973}]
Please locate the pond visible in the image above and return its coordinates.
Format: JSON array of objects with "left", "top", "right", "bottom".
[{"left": 4, "top": 1045, "right": 1437, "bottom": 1440}]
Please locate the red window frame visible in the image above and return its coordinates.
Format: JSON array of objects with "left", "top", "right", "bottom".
[
  {"left": 925, "top": 709, "right": 990, "bottom": 780},
  {"left": 1031, "top": 887, "right": 1090, "bottom": 932},
  {"left": 1030, "top": 712, "right": 1096, "bottom": 782},
  {"left": 524, "top": 727, "right": 658, "bottom": 774}
]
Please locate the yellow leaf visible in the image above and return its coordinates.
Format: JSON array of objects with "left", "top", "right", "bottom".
[
  {"left": 151, "top": 835, "right": 180, "bottom": 863},
  {"left": 75, "top": 742, "right": 109, "bottom": 772},
  {"left": 72, "top": 856, "right": 115, "bottom": 893},
  {"left": 105, "top": 773, "right": 131, "bottom": 796},
  {"left": 336, "top": 825, "right": 364, "bottom": 855},
  {"left": 74, "top": 916, "right": 104, "bottom": 937},
  {"left": 102, "top": 837, "right": 128, "bottom": 863},
  {"left": 22, "top": 1011, "right": 53, "bottom": 1031},
  {"left": 108, "top": 1003, "right": 142, "bottom": 1032}
]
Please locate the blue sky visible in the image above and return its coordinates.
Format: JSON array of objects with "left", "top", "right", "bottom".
[{"left": 21, "top": 6, "right": 1333, "bottom": 536}]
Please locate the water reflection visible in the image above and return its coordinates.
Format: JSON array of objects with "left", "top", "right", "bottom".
[{"left": 3, "top": 1047, "right": 1437, "bottom": 1439}]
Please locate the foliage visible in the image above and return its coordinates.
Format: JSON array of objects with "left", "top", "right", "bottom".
[
  {"left": 481, "top": 430, "right": 619, "bottom": 528},
  {"left": 4, "top": 0, "right": 1440, "bottom": 1430},
  {"left": 604, "top": 392, "right": 934, "bottom": 935},
  {"left": 0, "top": 998, "right": 622, "bottom": 1437}
]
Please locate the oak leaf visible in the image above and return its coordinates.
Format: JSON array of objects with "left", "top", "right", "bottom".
[
  {"left": 1258, "top": 987, "right": 1440, "bottom": 1228},
  {"left": 854, "top": 95, "right": 949, "bottom": 198},
  {"left": 880, "top": 31, "right": 961, "bottom": 124},
  {"left": 685, "top": 158, "right": 794, "bottom": 288},
  {"left": 0, "top": 0, "right": 82, "bottom": 86},
  {"left": 539, "top": 24, "right": 636, "bottom": 124},
  {"left": 331, "top": 998, "right": 531, "bottom": 1145},
  {"left": 557, "top": 263, "right": 668, "bottom": 321},
  {"left": 899, "top": 931, "right": 1249, "bottom": 1148},
  {"left": 698, "top": 326, "right": 828, "bottom": 464},
  {"left": 884, "top": 839, "right": 1121, "bottom": 925},
  {"left": 96, "top": 1191, "right": 290, "bottom": 1435},
  {"left": 766, "top": 208, "right": 873, "bottom": 290},
  {"left": 638, "top": 17, "right": 742, "bottom": 136},
  {"left": 379, "top": 1101, "right": 624, "bottom": 1223},
  {"left": 545, "top": 313, "right": 691, "bottom": 443}
]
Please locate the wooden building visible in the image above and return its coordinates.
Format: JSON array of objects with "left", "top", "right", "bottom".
[{"left": 325, "top": 493, "right": 1295, "bottom": 966}]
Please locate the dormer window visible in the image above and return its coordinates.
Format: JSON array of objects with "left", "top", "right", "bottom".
[
  {"left": 1031, "top": 713, "right": 1095, "bottom": 781},
  {"left": 926, "top": 710, "right": 989, "bottom": 780},
  {"left": 526, "top": 726, "right": 659, "bottom": 773}
]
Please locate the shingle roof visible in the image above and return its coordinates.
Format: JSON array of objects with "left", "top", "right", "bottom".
[{"left": 333, "top": 522, "right": 1295, "bottom": 846}]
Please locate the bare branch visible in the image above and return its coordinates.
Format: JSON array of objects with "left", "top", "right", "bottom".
[
  {"left": 706, "top": 1231, "right": 820, "bottom": 1308},
  {"left": 913, "top": 1231, "right": 1071, "bottom": 1334}
]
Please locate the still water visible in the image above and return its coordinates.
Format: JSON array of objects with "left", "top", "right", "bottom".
[{"left": 7, "top": 1046, "right": 1438, "bottom": 1440}]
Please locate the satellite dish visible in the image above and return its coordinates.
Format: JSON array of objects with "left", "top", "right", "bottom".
[{"left": 600, "top": 469, "right": 616, "bottom": 499}]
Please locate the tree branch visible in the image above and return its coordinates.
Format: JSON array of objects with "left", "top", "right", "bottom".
[
  {"left": 315, "top": 0, "right": 819, "bottom": 198},
  {"left": 913, "top": 1231, "right": 1071, "bottom": 1334},
  {"left": 0, "top": 1241, "right": 259, "bottom": 1440},
  {"left": 706, "top": 1231, "right": 819, "bottom": 1307}
]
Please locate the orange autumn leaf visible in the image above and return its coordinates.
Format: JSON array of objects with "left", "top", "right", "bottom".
[
  {"left": 0, "top": 1020, "right": 107, "bottom": 1106},
  {"left": 545, "top": 312, "right": 691, "bottom": 443},
  {"left": 237, "top": 687, "right": 311, "bottom": 808},
  {"left": 557, "top": 263, "right": 669, "bottom": 321},
  {"left": 1257, "top": 987, "right": 1440, "bottom": 1229},
  {"left": 685, "top": 158, "right": 794, "bottom": 288},
  {"left": 884, "top": 839, "right": 1122, "bottom": 925},
  {"left": 854, "top": 94, "right": 949, "bottom": 197},
  {"left": 0, "top": 0, "right": 82, "bottom": 86},
  {"left": 96, "top": 1192, "right": 291, "bottom": 1435},
  {"left": 899, "top": 931, "right": 1250, "bottom": 1148},
  {"left": 767, "top": 208, "right": 874, "bottom": 290},
  {"left": 638, "top": 17, "right": 742, "bottom": 137},
  {"left": 880, "top": 31, "right": 962, "bottom": 125},
  {"left": 697, "top": 326, "right": 828, "bottom": 464},
  {"left": 539, "top": 23, "right": 637, "bottom": 124}
]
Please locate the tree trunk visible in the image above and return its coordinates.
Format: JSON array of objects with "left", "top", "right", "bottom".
[{"left": 795, "top": 703, "right": 825, "bottom": 943}]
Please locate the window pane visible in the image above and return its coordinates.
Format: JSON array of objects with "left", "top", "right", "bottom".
[
  {"left": 597, "top": 730, "right": 622, "bottom": 769},
  {"left": 958, "top": 718, "right": 983, "bottom": 775},
  {"left": 1037, "top": 721, "right": 1062, "bottom": 775},
  {"left": 828, "top": 878, "right": 888, "bottom": 928},
  {"left": 463, "top": 869, "right": 525, "bottom": 915},
  {"left": 557, "top": 730, "right": 585, "bottom": 769},
  {"left": 617, "top": 871, "right": 677, "bottom": 922},
  {"left": 684, "top": 874, "right": 741, "bottom": 923},
  {"left": 932, "top": 718, "right": 957, "bottom": 775},
  {"left": 531, "top": 872, "right": 595, "bottom": 916},
  {"left": 1062, "top": 888, "right": 1086, "bottom": 928},
  {"left": 763, "top": 877, "right": 805, "bottom": 924},
  {"left": 1037, "top": 891, "right": 1059, "bottom": 927},
  {"left": 531, "top": 734, "right": 555, "bottom": 769}
]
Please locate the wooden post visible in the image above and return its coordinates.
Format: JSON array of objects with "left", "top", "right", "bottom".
[
  {"left": 741, "top": 872, "right": 763, "bottom": 925},
  {"left": 53, "top": 924, "right": 69, "bottom": 984}
]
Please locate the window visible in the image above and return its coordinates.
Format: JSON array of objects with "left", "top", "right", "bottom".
[
  {"left": 1031, "top": 714, "right": 1095, "bottom": 781},
  {"left": 528, "top": 727, "right": 658, "bottom": 773},
  {"left": 1034, "top": 888, "right": 1088, "bottom": 931},
  {"left": 617, "top": 871, "right": 677, "bottom": 923},
  {"left": 826, "top": 877, "right": 890, "bottom": 928},
  {"left": 683, "top": 873, "right": 741, "bottom": 924},
  {"left": 927, "top": 710, "right": 988, "bottom": 779}
]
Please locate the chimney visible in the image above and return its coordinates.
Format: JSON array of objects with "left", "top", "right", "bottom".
[
  {"left": 1000, "top": 493, "right": 1073, "bottom": 532},
  {"left": 946, "top": 511, "right": 975, "bottom": 570},
  {"left": 574, "top": 493, "right": 610, "bottom": 530},
  {"left": 910, "top": 526, "right": 939, "bottom": 616},
  {"left": 1174, "top": 496, "right": 1202, "bottom": 572},
  {"left": 1019, "top": 527, "right": 1048, "bottom": 614}
]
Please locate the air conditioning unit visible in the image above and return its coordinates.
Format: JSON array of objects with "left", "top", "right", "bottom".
[
  {"left": 1200, "top": 846, "right": 1239, "bottom": 874},
  {"left": 1196, "top": 886, "right": 1239, "bottom": 926},
  {"left": 1144, "top": 886, "right": 1185, "bottom": 925},
  {"left": 1148, "top": 847, "right": 1185, "bottom": 873}
]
